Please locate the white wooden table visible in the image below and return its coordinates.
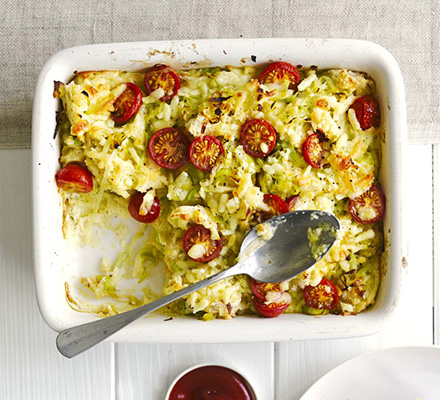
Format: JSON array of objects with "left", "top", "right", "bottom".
[{"left": 0, "top": 144, "right": 436, "bottom": 399}]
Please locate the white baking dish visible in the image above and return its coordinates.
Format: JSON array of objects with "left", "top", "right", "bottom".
[{"left": 32, "top": 39, "right": 406, "bottom": 342}]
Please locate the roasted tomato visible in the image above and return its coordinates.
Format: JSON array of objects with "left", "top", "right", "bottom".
[
  {"left": 303, "top": 279, "right": 339, "bottom": 310},
  {"left": 183, "top": 224, "right": 223, "bottom": 263},
  {"left": 55, "top": 164, "right": 93, "bottom": 193},
  {"left": 258, "top": 193, "right": 288, "bottom": 222},
  {"left": 259, "top": 61, "right": 302, "bottom": 90},
  {"left": 286, "top": 195, "right": 299, "bottom": 211},
  {"left": 250, "top": 278, "right": 283, "bottom": 301},
  {"left": 349, "top": 95, "right": 381, "bottom": 130},
  {"left": 302, "top": 132, "right": 325, "bottom": 168},
  {"left": 240, "top": 119, "right": 277, "bottom": 158},
  {"left": 110, "top": 82, "right": 142, "bottom": 125},
  {"left": 189, "top": 135, "right": 224, "bottom": 172},
  {"left": 253, "top": 296, "right": 290, "bottom": 318},
  {"left": 144, "top": 64, "right": 180, "bottom": 102},
  {"left": 148, "top": 127, "right": 190, "bottom": 170},
  {"left": 128, "top": 192, "right": 161, "bottom": 223},
  {"left": 349, "top": 184, "right": 386, "bottom": 224}
]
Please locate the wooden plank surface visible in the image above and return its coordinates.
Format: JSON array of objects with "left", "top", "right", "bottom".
[
  {"left": 0, "top": 150, "right": 114, "bottom": 400},
  {"left": 434, "top": 144, "right": 440, "bottom": 345},
  {"left": 116, "top": 343, "right": 274, "bottom": 400},
  {"left": 277, "top": 144, "right": 434, "bottom": 399}
]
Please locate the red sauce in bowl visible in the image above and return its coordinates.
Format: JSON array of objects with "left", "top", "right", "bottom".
[{"left": 168, "top": 365, "right": 256, "bottom": 400}]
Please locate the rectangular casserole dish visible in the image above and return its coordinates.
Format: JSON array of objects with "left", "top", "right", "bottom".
[{"left": 32, "top": 38, "right": 406, "bottom": 342}]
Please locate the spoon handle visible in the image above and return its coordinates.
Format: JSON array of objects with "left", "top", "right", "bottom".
[{"left": 56, "top": 264, "right": 242, "bottom": 358}]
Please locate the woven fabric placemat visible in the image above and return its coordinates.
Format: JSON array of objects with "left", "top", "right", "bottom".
[{"left": 1, "top": 0, "right": 438, "bottom": 148}]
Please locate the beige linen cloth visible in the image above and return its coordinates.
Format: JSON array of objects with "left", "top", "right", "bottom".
[{"left": 0, "top": 0, "right": 438, "bottom": 148}]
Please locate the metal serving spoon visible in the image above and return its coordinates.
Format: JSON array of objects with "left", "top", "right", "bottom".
[{"left": 57, "top": 210, "right": 340, "bottom": 358}]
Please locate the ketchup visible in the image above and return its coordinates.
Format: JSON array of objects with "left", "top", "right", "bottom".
[{"left": 168, "top": 365, "right": 256, "bottom": 400}]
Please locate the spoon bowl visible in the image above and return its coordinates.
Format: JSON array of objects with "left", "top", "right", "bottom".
[
  {"left": 242, "top": 210, "right": 340, "bottom": 283},
  {"left": 57, "top": 210, "right": 340, "bottom": 358}
]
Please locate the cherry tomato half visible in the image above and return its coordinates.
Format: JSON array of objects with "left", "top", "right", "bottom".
[
  {"left": 250, "top": 278, "right": 283, "bottom": 301},
  {"left": 349, "top": 184, "right": 386, "bottom": 224},
  {"left": 240, "top": 119, "right": 277, "bottom": 158},
  {"left": 286, "top": 195, "right": 299, "bottom": 211},
  {"left": 259, "top": 193, "right": 288, "bottom": 222},
  {"left": 253, "top": 296, "right": 290, "bottom": 318},
  {"left": 55, "top": 164, "right": 93, "bottom": 193},
  {"left": 302, "top": 132, "right": 325, "bottom": 168},
  {"left": 183, "top": 224, "right": 223, "bottom": 263},
  {"left": 144, "top": 64, "right": 181, "bottom": 102},
  {"left": 111, "top": 82, "right": 143, "bottom": 125},
  {"left": 259, "top": 62, "right": 302, "bottom": 90},
  {"left": 148, "top": 127, "right": 190, "bottom": 170},
  {"left": 189, "top": 135, "right": 224, "bottom": 172},
  {"left": 303, "top": 279, "right": 339, "bottom": 310},
  {"left": 128, "top": 192, "right": 161, "bottom": 223},
  {"left": 349, "top": 95, "right": 381, "bottom": 130}
]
